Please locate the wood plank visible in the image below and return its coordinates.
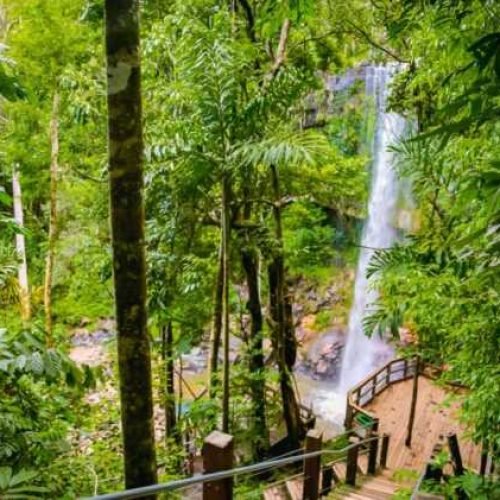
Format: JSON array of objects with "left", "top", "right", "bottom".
[
  {"left": 363, "top": 376, "right": 481, "bottom": 473},
  {"left": 285, "top": 478, "right": 303, "bottom": 500},
  {"left": 263, "top": 486, "right": 288, "bottom": 500}
]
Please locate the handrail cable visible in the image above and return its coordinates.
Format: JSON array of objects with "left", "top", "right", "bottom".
[
  {"left": 410, "top": 467, "right": 427, "bottom": 500},
  {"left": 85, "top": 435, "right": 383, "bottom": 500},
  {"left": 242, "top": 423, "right": 376, "bottom": 486}
]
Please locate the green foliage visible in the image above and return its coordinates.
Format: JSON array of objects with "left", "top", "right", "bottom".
[
  {"left": 283, "top": 202, "right": 335, "bottom": 274},
  {"left": 0, "top": 467, "right": 49, "bottom": 499},
  {"left": 365, "top": 0, "right": 500, "bottom": 448},
  {"left": 313, "top": 310, "right": 335, "bottom": 332},
  {"left": 422, "top": 469, "right": 500, "bottom": 500},
  {"left": 0, "top": 0, "right": 420, "bottom": 495},
  {"left": 0, "top": 325, "right": 95, "bottom": 498}
]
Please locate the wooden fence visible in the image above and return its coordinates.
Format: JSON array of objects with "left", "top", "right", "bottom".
[{"left": 345, "top": 357, "right": 419, "bottom": 431}]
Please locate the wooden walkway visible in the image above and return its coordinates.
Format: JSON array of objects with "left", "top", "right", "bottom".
[{"left": 364, "top": 376, "right": 481, "bottom": 472}]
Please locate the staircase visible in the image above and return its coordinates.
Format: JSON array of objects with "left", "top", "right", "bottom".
[
  {"left": 263, "top": 459, "right": 402, "bottom": 500},
  {"left": 331, "top": 470, "right": 399, "bottom": 499}
]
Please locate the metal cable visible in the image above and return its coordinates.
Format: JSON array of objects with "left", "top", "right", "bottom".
[{"left": 85, "top": 435, "right": 383, "bottom": 500}]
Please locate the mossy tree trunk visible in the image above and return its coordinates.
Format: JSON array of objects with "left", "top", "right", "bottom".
[
  {"left": 43, "top": 91, "right": 59, "bottom": 344},
  {"left": 12, "top": 164, "right": 31, "bottom": 322},
  {"left": 104, "top": 0, "right": 157, "bottom": 491},
  {"left": 239, "top": 177, "right": 268, "bottom": 458},
  {"left": 241, "top": 245, "right": 269, "bottom": 459},
  {"left": 221, "top": 174, "right": 231, "bottom": 432},
  {"left": 208, "top": 239, "right": 224, "bottom": 396},
  {"left": 162, "top": 321, "right": 178, "bottom": 443},
  {"left": 268, "top": 164, "right": 303, "bottom": 449}
]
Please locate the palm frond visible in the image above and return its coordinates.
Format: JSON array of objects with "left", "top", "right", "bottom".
[
  {"left": 366, "top": 245, "right": 416, "bottom": 279},
  {"left": 233, "top": 130, "right": 331, "bottom": 168}
]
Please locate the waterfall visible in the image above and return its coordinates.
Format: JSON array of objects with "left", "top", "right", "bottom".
[
  {"left": 338, "top": 65, "right": 406, "bottom": 391},
  {"left": 294, "top": 65, "right": 407, "bottom": 428}
]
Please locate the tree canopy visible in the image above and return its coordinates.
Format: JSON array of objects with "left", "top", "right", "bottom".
[{"left": 0, "top": 0, "right": 498, "bottom": 497}]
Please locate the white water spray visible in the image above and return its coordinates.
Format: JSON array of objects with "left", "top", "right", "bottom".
[
  {"left": 338, "top": 65, "right": 406, "bottom": 391},
  {"left": 295, "top": 65, "right": 407, "bottom": 427}
]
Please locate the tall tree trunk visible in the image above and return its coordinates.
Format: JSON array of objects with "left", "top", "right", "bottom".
[
  {"left": 268, "top": 164, "right": 303, "bottom": 449},
  {"left": 104, "top": 0, "right": 157, "bottom": 491},
  {"left": 241, "top": 246, "right": 268, "bottom": 459},
  {"left": 221, "top": 175, "right": 231, "bottom": 432},
  {"left": 162, "top": 321, "right": 178, "bottom": 443},
  {"left": 208, "top": 239, "right": 224, "bottom": 396},
  {"left": 12, "top": 165, "right": 31, "bottom": 321},
  {"left": 43, "top": 92, "right": 59, "bottom": 343}
]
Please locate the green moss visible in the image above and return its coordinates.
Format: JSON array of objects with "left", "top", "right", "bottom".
[{"left": 313, "top": 309, "right": 335, "bottom": 332}]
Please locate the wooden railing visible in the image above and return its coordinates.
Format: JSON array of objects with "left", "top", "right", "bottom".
[
  {"left": 345, "top": 357, "right": 419, "bottom": 431},
  {"left": 87, "top": 429, "right": 391, "bottom": 500}
]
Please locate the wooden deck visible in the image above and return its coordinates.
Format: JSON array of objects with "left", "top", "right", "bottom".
[{"left": 364, "top": 376, "right": 481, "bottom": 472}]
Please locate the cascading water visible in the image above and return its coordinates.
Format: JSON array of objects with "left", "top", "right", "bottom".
[
  {"left": 339, "top": 64, "right": 406, "bottom": 391},
  {"left": 296, "top": 65, "right": 406, "bottom": 427}
]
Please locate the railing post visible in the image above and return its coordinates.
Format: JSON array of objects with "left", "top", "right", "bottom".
[
  {"left": 380, "top": 434, "right": 390, "bottom": 469},
  {"left": 424, "top": 443, "right": 443, "bottom": 483},
  {"left": 303, "top": 429, "right": 322, "bottom": 500},
  {"left": 480, "top": 440, "right": 489, "bottom": 476},
  {"left": 344, "top": 394, "right": 353, "bottom": 429},
  {"left": 405, "top": 356, "right": 420, "bottom": 448},
  {"left": 203, "top": 431, "right": 233, "bottom": 500},
  {"left": 367, "top": 420, "right": 379, "bottom": 474},
  {"left": 321, "top": 465, "right": 333, "bottom": 497},
  {"left": 346, "top": 437, "right": 359, "bottom": 487},
  {"left": 447, "top": 432, "right": 464, "bottom": 476}
]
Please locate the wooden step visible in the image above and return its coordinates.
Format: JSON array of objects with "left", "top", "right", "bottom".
[
  {"left": 358, "top": 486, "right": 396, "bottom": 500},
  {"left": 263, "top": 485, "right": 288, "bottom": 500},
  {"left": 361, "top": 478, "right": 398, "bottom": 493},
  {"left": 285, "top": 478, "right": 303, "bottom": 500},
  {"left": 332, "top": 462, "right": 347, "bottom": 482},
  {"left": 333, "top": 469, "right": 400, "bottom": 500},
  {"left": 357, "top": 454, "right": 369, "bottom": 475},
  {"left": 343, "top": 493, "right": 379, "bottom": 500}
]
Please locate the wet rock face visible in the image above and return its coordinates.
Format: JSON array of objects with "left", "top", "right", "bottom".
[
  {"left": 71, "top": 328, "right": 114, "bottom": 347},
  {"left": 181, "top": 345, "right": 209, "bottom": 373},
  {"left": 296, "top": 328, "right": 345, "bottom": 381}
]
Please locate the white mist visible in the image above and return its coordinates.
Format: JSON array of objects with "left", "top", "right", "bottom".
[{"left": 339, "top": 64, "right": 406, "bottom": 391}]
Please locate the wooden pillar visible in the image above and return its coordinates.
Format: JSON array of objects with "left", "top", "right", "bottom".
[
  {"left": 480, "top": 440, "right": 489, "bottom": 476},
  {"left": 424, "top": 443, "right": 443, "bottom": 483},
  {"left": 344, "top": 395, "right": 353, "bottom": 429},
  {"left": 405, "top": 356, "right": 419, "bottom": 447},
  {"left": 380, "top": 434, "right": 390, "bottom": 469},
  {"left": 303, "top": 429, "right": 322, "bottom": 500},
  {"left": 447, "top": 433, "right": 464, "bottom": 476},
  {"left": 447, "top": 433, "right": 466, "bottom": 500},
  {"left": 368, "top": 420, "right": 379, "bottom": 474},
  {"left": 346, "top": 437, "right": 359, "bottom": 487},
  {"left": 321, "top": 465, "right": 333, "bottom": 497},
  {"left": 203, "top": 431, "right": 233, "bottom": 500}
]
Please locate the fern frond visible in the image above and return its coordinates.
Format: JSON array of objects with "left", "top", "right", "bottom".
[
  {"left": 233, "top": 130, "right": 331, "bottom": 168},
  {"left": 366, "top": 245, "right": 415, "bottom": 279}
]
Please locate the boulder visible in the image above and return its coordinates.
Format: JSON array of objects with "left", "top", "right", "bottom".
[{"left": 316, "top": 359, "right": 329, "bottom": 375}]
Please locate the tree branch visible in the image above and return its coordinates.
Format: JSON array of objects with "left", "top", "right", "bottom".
[
  {"left": 265, "top": 18, "right": 291, "bottom": 83},
  {"left": 237, "top": 0, "right": 257, "bottom": 43},
  {"left": 273, "top": 19, "right": 291, "bottom": 74},
  {"left": 346, "top": 20, "right": 409, "bottom": 64}
]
